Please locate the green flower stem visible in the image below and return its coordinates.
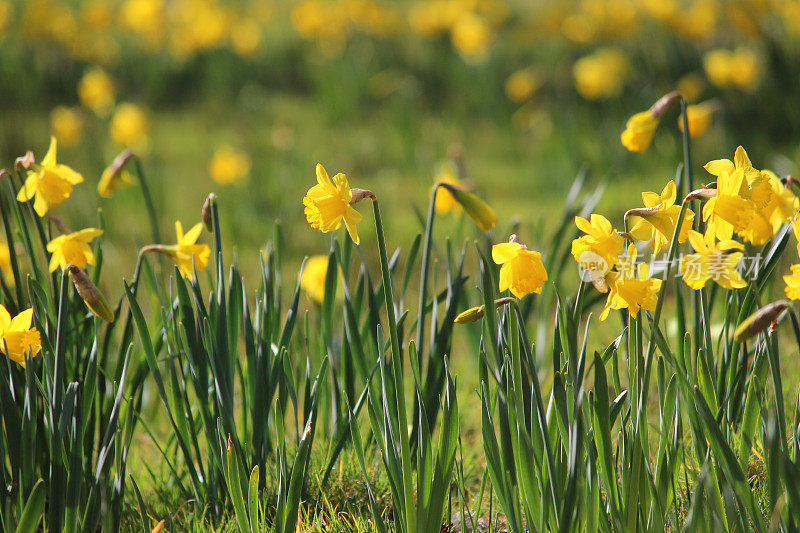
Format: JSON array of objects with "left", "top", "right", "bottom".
[
  {"left": 372, "top": 199, "right": 415, "bottom": 533},
  {"left": 416, "top": 186, "right": 438, "bottom": 366}
]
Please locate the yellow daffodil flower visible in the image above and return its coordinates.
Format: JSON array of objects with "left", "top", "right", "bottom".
[
  {"left": 573, "top": 48, "right": 630, "bottom": 100},
  {"left": 571, "top": 214, "right": 624, "bottom": 279},
  {"left": 0, "top": 306, "right": 41, "bottom": 367},
  {"left": 17, "top": 137, "right": 84, "bottom": 217},
  {"left": 600, "top": 245, "right": 662, "bottom": 321},
  {"left": 47, "top": 228, "right": 103, "bottom": 272},
  {"left": 505, "top": 68, "right": 540, "bottom": 103},
  {"left": 621, "top": 111, "right": 659, "bottom": 152},
  {"left": 678, "top": 101, "right": 715, "bottom": 138},
  {"left": 300, "top": 255, "right": 330, "bottom": 303},
  {"left": 303, "top": 163, "right": 365, "bottom": 245},
  {"left": 208, "top": 145, "right": 251, "bottom": 185},
  {"left": 784, "top": 265, "right": 800, "bottom": 300},
  {"left": 432, "top": 163, "right": 462, "bottom": 215},
  {"left": 628, "top": 180, "right": 694, "bottom": 255},
  {"left": 754, "top": 170, "right": 799, "bottom": 237},
  {"left": 492, "top": 238, "right": 548, "bottom": 299},
  {"left": 678, "top": 230, "right": 746, "bottom": 290}
]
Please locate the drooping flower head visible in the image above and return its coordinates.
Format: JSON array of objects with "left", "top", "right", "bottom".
[
  {"left": 47, "top": 228, "right": 103, "bottom": 272},
  {"left": 98, "top": 150, "right": 136, "bottom": 198},
  {"left": 621, "top": 111, "right": 659, "bottom": 153},
  {"left": 678, "top": 229, "right": 746, "bottom": 290},
  {"left": 627, "top": 180, "right": 694, "bottom": 255},
  {"left": 0, "top": 306, "right": 41, "bottom": 367},
  {"left": 492, "top": 236, "right": 548, "bottom": 299},
  {"left": 600, "top": 244, "right": 662, "bottom": 321},
  {"left": 17, "top": 137, "right": 84, "bottom": 217},
  {"left": 303, "top": 163, "right": 368, "bottom": 245}
]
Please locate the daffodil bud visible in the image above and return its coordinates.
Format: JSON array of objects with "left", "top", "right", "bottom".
[
  {"left": 454, "top": 297, "right": 515, "bottom": 324},
  {"left": 649, "top": 91, "right": 682, "bottom": 119},
  {"left": 733, "top": 300, "right": 790, "bottom": 342},
  {"left": 454, "top": 305, "right": 485, "bottom": 324},
  {"left": 202, "top": 193, "right": 216, "bottom": 232},
  {"left": 350, "top": 188, "right": 376, "bottom": 205},
  {"left": 151, "top": 520, "right": 166, "bottom": 533},
  {"left": 66, "top": 265, "right": 115, "bottom": 322},
  {"left": 226, "top": 433, "right": 233, "bottom": 454},
  {"left": 437, "top": 182, "right": 497, "bottom": 232}
]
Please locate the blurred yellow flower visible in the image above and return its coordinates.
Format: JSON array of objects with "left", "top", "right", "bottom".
[
  {"left": 303, "top": 163, "right": 365, "bottom": 245},
  {"left": 679, "top": 229, "right": 746, "bottom": 290},
  {"left": 492, "top": 239, "right": 548, "bottom": 299},
  {"left": 599, "top": 244, "right": 661, "bottom": 321},
  {"left": 573, "top": 48, "right": 630, "bottom": 100},
  {"left": 621, "top": 111, "right": 659, "bottom": 153},
  {"left": 678, "top": 101, "right": 715, "bottom": 138},
  {"left": 78, "top": 67, "right": 116, "bottom": 117},
  {"left": 0, "top": 306, "right": 41, "bottom": 367},
  {"left": 432, "top": 163, "right": 462, "bottom": 214},
  {"left": 571, "top": 214, "right": 624, "bottom": 277},
  {"left": 703, "top": 47, "right": 761, "bottom": 91},
  {"left": 231, "top": 19, "right": 262, "bottom": 56},
  {"left": 300, "top": 255, "right": 330, "bottom": 303},
  {"left": 628, "top": 180, "right": 694, "bottom": 255},
  {"left": 451, "top": 12, "right": 492, "bottom": 60},
  {"left": 17, "top": 137, "right": 84, "bottom": 217},
  {"left": 0, "top": 241, "right": 11, "bottom": 282},
  {"left": 676, "top": 72, "right": 705, "bottom": 103},
  {"left": 208, "top": 146, "right": 251, "bottom": 185},
  {"left": 110, "top": 103, "right": 150, "bottom": 151},
  {"left": 47, "top": 228, "right": 103, "bottom": 272},
  {"left": 505, "top": 68, "right": 540, "bottom": 103},
  {"left": 50, "top": 106, "right": 84, "bottom": 147},
  {"left": 160, "top": 221, "right": 211, "bottom": 280},
  {"left": 784, "top": 264, "right": 800, "bottom": 300},
  {"left": 121, "top": 0, "right": 164, "bottom": 47},
  {"left": 0, "top": 1, "right": 11, "bottom": 37}
]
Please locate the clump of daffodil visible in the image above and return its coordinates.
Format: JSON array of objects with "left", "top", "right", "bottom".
[
  {"left": 47, "top": 227, "right": 103, "bottom": 272},
  {"left": 303, "top": 163, "right": 373, "bottom": 246},
  {"left": 17, "top": 136, "right": 84, "bottom": 217},
  {"left": 600, "top": 244, "right": 662, "bottom": 321},
  {"left": 621, "top": 91, "right": 681, "bottom": 152},
  {"left": 98, "top": 149, "right": 137, "bottom": 198},
  {"left": 0, "top": 305, "right": 41, "bottom": 367},
  {"left": 678, "top": 100, "right": 718, "bottom": 138},
  {"left": 492, "top": 235, "right": 548, "bottom": 299},
  {"left": 679, "top": 230, "right": 746, "bottom": 290},
  {"left": 143, "top": 221, "right": 211, "bottom": 280},
  {"left": 208, "top": 145, "right": 251, "bottom": 185},
  {"left": 627, "top": 180, "right": 695, "bottom": 255},
  {"left": 701, "top": 146, "right": 785, "bottom": 245},
  {"left": 300, "top": 255, "right": 330, "bottom": 303},
  {"left": 571, "top": 214, "right": 624, "bottom": 281}
]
